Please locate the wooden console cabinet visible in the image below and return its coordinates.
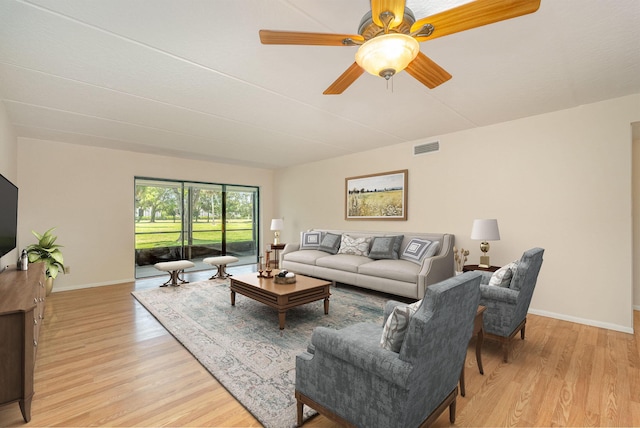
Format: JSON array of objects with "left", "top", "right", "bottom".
[{"left": 0, "top": 262, "right": 46, "bottom": 422}]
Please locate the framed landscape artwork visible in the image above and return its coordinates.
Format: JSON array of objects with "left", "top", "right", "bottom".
[{"left": 345, "top": 169, "right": 408, "bottom": 220}]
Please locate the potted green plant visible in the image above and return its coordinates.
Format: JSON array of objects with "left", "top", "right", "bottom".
[{"left": 26, "top": 227, "right": 64, "bottom": 296}]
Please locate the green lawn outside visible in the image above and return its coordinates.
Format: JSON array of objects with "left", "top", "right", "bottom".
[{"left": 135, "top": 219, "right": 254, "bottom": 249}]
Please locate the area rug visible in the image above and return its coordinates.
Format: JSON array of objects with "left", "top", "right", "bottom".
[{"left": 131, "top": 279, "right": 388, "bottom": 428}]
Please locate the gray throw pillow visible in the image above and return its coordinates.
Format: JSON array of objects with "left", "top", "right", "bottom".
[
  {"left": 317, "top": 232, "right": 342, "bottom": 254},
  {"left": 300, "top": 231, "right": 323, "bottom": 250},
  {"left": 369, "top": 235, "right": 404, "bottom": 260},
  {"left": 400, "top": 238, "right": 434, "bottom": 264}
]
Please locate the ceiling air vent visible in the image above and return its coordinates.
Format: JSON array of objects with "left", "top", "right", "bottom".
[{"left": 413, "top": 141, "right": 440, "bottom": 156}]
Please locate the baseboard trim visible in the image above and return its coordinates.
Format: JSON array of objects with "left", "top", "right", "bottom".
[
  {"left": 529, "top": 308, "right": 634, "bottom": 334},
  {"left": 51, "top": 278, "right": 135, "bottom": 293}
]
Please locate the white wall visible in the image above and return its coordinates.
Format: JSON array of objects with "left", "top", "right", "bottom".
[
  {"left": 17, "top": 139, "right": 274, "bottom": 291},
  {"left": 0, "top": 101, "right": 18, "bottom": 268},
  {"left": 275, "top": 95, "right": 640, "bottom": 333}
]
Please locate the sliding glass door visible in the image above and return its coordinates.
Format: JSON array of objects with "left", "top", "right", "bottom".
[{"left": 134, "top": 178, "right": 259, "bottom": 278}]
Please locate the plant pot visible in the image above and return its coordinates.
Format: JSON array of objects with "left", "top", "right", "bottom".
[{"left": 45, "top": 277, "right": 54, "bottom": 296}]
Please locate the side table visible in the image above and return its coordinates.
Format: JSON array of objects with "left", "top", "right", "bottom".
[
  {"left": 270, "top": 243, "right": 286, "bottom": 269},
  {"left": 463, "top": 264, "right": 500, "bottom": 273}
]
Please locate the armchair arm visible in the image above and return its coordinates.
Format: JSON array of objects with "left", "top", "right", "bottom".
[
  {"left": 310, "top": 325, "right": 413, "bottom": 388},
  {"left": 479, "top": 283, "right": 519, "bottom": 305},
  {"left": 478, "top": 271, "right": 493, "bottom": 285}
]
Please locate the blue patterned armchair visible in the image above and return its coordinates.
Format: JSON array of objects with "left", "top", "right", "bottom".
[
  {"left": 479, "top": 247, "right": 544, "bottom": 362},
  {"left": 294, "top": 271, "right": 482, "bottom": 428}
]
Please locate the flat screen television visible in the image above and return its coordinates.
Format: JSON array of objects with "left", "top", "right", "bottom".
[{"left": 0, "top": 173, "right": 18, "bottom": 259}]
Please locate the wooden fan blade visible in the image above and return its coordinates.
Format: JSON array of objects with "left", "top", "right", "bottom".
[
  {"left": 323, "top": 63, "right": 365, "bottom": 95},
  {"left": 404, "top": 52, "right": 452, "bottom": 89},
  {"left": 411, "top": 0, "right": 541, "bottom": 41},
  {"left": 371, "top": 0, "right": 406, "bottom": 29},
  {"left": 259, "top": 30, "right": 364, "bottom": 46}
]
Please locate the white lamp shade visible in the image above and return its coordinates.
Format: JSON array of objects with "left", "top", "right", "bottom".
[
  {"left": 270, "top": 218, "right": 284, "bottom": 231},
  {"left": 470, "top": 219, "right": 500, "bottom": 241},
  {"left": 355, "top": 33, "right": 420, "bottom": 78}
]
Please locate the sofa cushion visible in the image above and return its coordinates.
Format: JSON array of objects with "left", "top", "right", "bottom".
[
  {"left": 318, "top": 232, "right": 342, "bottom": 254},
  {"left": 489, "top": 261, "right": 517, "bottom": 287},
  {"left": 316, "top": 254, "right": 373, "bottom": 273},
  {"left": 358, "top": 259, "right": 420, "bottom": 283},
  {"left": 380, "top": 300, "right": 421, "bottom": 352},
  {"left": 369, "top": 235, "right": 404, "bottom": 260},
  {"left": 284, "top": 249, "right": 330, "bottom": 265},
  {"left": 338, "top": 234, "right": 372, "bottom": 257},
  {"left": 300, "top": 231, "right": 323, "bottom": 250},
  {"left": 400, "top": 238, "right": 439, "bottom": 264}
]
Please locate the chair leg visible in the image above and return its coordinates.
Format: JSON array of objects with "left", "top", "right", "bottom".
[
  {"left": 296, "top": 398, "right": 304, "bottom": 427},
  {"left": 449, "top": 395, "right": 457, "bottom": 423}
]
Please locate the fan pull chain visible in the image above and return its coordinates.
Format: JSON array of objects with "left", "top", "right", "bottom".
[{"left": 386, "top": 76, "right": 394, "bottom": 93}]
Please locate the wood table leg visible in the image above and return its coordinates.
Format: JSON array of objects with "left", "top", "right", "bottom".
[
  {"left": 230, "top": 290, "right": 236, "bottom": 306},
  {"left": 476, "top": 327, "right": 484, "bottom": 375},
  {"left": 278, "top": 310, "right": 286, "bottom": 330},
  {"left": 324, "top": 297, "right": 330, "bottom": 315},
  {"left": 459, "top": 366, "right": 465, "bottom": 397}
]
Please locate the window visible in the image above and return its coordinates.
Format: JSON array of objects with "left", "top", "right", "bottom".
[{"left": 134, "top": 178, "right": 259, "bottom": 278}]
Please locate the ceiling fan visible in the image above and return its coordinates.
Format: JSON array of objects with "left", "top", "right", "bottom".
[{"left": 259, "top": 0, "right": 541, "bottom": 94}]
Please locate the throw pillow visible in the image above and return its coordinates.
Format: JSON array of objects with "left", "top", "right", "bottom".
[
  {"left": 337, "top": 234, "right": 372, "bottom": 257},
  {"left": 380, "top": 300, "right": 421, "bottom": 352},
  {"left": 400, "top": 238, "right": 434, "bottom": 264},
  {"left": 369, "top": 235, "right": 404, "bottom": 260},
  {"left": 300, "top": 231, "right": 323, "bottom": 250},
  {"left": 317, "top": 232, "right": 342, "bottom": 254},
  {"left": 489, "top": 261, "right": 517, "bottom": 287}
]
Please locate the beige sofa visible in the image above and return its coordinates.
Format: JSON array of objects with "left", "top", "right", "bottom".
[{"left": 280, "top": 229, "right": 455, "bottom": 299}]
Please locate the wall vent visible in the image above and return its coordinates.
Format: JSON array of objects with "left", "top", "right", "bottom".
[{"left": 413, "top": 141, "right": 440, "bottom": 156}]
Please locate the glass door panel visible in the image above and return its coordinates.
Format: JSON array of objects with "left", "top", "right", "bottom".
[{"left": 135, "top": 178, "right": 259, "bottom": 278}]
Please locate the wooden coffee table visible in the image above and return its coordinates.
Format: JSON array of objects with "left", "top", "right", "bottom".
[{"left": 229, "top": 270, "right": 331, "bottom": 329}]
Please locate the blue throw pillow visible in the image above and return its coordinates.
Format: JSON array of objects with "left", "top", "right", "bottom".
[
  {"left": 317, "top": 233, "right": 342, "bottom": 254},
  {"left": 369, "top": 235, "right": 404, "bottom": 260}
]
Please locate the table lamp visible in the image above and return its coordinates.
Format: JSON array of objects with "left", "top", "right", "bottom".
[
  {"left": 470, "top": 219, "right": 500, "bottom": 268},
  {"left": 270, "top": 218, "right": 284, "bottom": 245}
]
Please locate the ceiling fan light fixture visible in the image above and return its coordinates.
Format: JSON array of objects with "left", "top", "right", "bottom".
[{"left": 355, "top": 33, "right": 420, "bottom": 80}]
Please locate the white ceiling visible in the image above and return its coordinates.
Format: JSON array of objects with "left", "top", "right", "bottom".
[{"left": 1, "top": 0, "right": 639, "bottom": 169}]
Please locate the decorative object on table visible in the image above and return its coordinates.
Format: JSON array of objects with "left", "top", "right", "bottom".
[
  {"left": 453, "top": 246, "right": 469, "bottom": 274},
  {"left": 25, "top": 227, "right": 65, "bottom": 295},
  {"left": 274, "top": 269, "right": 296, "bottom": 284},
  {"left": 470, "top": 219, "right": 500, "bottom": 268},
  {"left": 257, "top": 252, "right": 273, "bottom": 278},
  {"left": 270, "top": 218, "right": 284, "bottom": 244},
  {"left": 18, "top": 249, "right": 28, "bottom": 271},
  {"left": 345, "top": 169, "right": 408, "bottom": 220}
]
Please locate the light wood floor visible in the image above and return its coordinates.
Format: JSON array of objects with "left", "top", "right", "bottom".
[{"left": 1, "top": 268, "right": 639, "bottom": 427}]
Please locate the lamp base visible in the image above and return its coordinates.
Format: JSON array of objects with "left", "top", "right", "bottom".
[{"left": 479, "top": 255, "right": 490, "bottom": 269}]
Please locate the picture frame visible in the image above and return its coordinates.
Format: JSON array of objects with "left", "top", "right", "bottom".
[{"left": 345, "top": 169, "right": 408, "bottom": 220}]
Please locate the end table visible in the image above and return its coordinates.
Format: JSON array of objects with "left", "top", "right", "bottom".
[
  {"left": 270, "top": 243, "right": 286, "bottom": 269},
  {"left": 463, "top": 264, "right": 500, "bottom": 273}
]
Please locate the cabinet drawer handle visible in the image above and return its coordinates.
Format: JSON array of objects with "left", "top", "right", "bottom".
[
  {"left": 34, "top": 318, "right": 38, "bottom": 325},
  {"left": 33, "top": 340, "right": 37, "bottom": 347},
  {"left": 33, "top": 297, "right": 38, "bottom": 304}
]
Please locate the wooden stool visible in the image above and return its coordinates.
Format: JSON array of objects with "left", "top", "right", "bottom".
[
  {"left": 203, "top": 256, "right": 239, "bottom": 279},
  {"left": 154, "top": 260, "right": 195, "bottom": 287}
]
